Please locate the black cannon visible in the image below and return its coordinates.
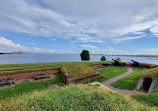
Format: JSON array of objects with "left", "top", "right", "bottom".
[
  {"left": 0, "top": 78, "right": 15, "bottom": 87},
  {"left": 131, "top": 60, "right": 139, "bottom": 67},
  {"left": 33, "top": 74, "right": 50, "bottom": 80},
  {"left": 112, "top": 59, "right": 121, "bottom": 66}
]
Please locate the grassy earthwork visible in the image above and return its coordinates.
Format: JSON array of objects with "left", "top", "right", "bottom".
[
  {"left": 112, "top": 67, "right": 158, "bottom": 106},
  {"left": 0, "top": 84, "right": 157, "bottom": 111},
  {"left": 0, "top": 62, "right": 157, "bottom": 110}
]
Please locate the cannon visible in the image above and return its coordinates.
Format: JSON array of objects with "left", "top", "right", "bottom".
[
  {"left": 131, "top": 60, "right": 139, "bottom": 67},
  {"left": 0, "top": 78, "right": 15, "bottom": 87},
  {"left": 33, "top": 74, "right": 50, "bottom": 80},
  {"left": 112, "top": 59, "right": 121, "bottom": 66}
]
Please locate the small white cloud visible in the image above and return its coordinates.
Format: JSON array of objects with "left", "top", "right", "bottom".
[
  {"left": 33, "top": 47, "right": 54, "bottom": 53},
  {"left": 80, "top": 44, "right": 98, "bottom": 53},
  {"left": 113, "top": 35, "right": 145, "bottom": 43},
  {"left": 80, "top": 44, "right": 98, "bottom": 49},
  {"left": 150, "top": 26, "right": 158, "bottom": 34}
]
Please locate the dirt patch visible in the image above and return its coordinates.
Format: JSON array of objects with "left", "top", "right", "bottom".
[
  {"left": 49, "top": 84, "right": 59, "bottom": 89},
  {"left": 0, "top": 70, "right": 59, "bottom": 80}
]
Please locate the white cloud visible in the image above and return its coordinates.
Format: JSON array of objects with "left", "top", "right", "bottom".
[
  {"left": 113, "top": 35, "right": 145, "bottom": 43},
  {"left": 80, "top": 44, "right": 98, "bottom": 53},
  {"left": 80, "top": 44, "right": 98, "bottom": 49},
  {"left": 103, "top": 47, "right": 130, "bottom": 55},
  {"left": 33, "top": 47, "right": 54, "bottom": 53},
  {"left": 140, "top": 49, "right": 158, "bottom": 55},
  {"left": 150, "top": 26, "right": 158, "bottom": 34},
  {"left": 1, "top": 0, "right": 158, "bottom": 43},
  {"left": 0, "top": 36, "right": 29, "bottom": 51},
  {"left": 0, "top": 36, "right": 74, "bottom": 54}
]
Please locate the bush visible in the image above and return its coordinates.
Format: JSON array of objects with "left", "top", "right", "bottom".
[{"left": 115, "top": 57, "right": 121, "bottom": 62}]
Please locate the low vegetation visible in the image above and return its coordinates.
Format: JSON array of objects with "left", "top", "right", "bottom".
[
  {"left": 133, "top": 67, "right": 158, "bottom": 106},
  {"left": 0, "top": 62, "right": 158, "bottom": 108},
  {"left": 112, "top": 67, "right": 158, "bottom": 106},
  {"left": 94, "top": 66, "right": 128, "bottom": 82},
  {"left": 61, "top": 64, "right": 96, "bottom": 79},
  {"left": 0, "top": 84, "right": 157, "bottom": 111},
  {"left": 0, "top": 73, "right": 63, "bottom": 100},
  {"left": 0, "top": 62, "right": 100, "bottom": 75},
  {"left": 111, "top": 68, "right": 147, "bottom": 90}
]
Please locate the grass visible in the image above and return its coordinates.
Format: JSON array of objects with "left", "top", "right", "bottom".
[
  {"left": 133, "top": 90, "right": 158, "bottom": 107},
  {"left": 111, "top": 67, "right": 158, "bottom": 106},
  {"left": 132, "top": 67, "right": 158, "bottom": 106},
  {"left": 0, "top": 73, "right": 63, "bottom": 100},
  {"left": 0, "top": 62, "right": 158, "bottom": 108},
  {"left": 0, "top": 62, "right": 102, "bottom": 75},
  {"left": 93, "top": 66, "right": 128, "bottom": 82},
  {"left": 0, "top": 62, "right": 103, "bottom": 100},
  {"left": 111, "top": 68, "right": 147, "bottom": 90},
  {"left": 61, "top": 64, "right": 96, "bottom": 79},
  {"left": 0, "top": 84, "right": 157, "bottom": 111}
]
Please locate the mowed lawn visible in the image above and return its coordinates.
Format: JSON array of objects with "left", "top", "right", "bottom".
[{"left": 93, "top": 66, "right": 128, "bottom": 82}]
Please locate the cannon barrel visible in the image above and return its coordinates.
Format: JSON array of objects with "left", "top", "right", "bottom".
[
  {"left": 131, "top": 60, "right": 139, "bottom": 63},
  {"left": 131, "top": 60, "right": 139, "bottom": 67},
  {"left": 112, "top": 59, "right": 118, "bottom": 62},
  {"left": 112, "top": 59, "right": 120, "bottom": 66}
]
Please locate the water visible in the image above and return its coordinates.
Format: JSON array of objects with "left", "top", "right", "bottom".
[{"left": 0, "top": 53, "right": 158, "bottom": 65}]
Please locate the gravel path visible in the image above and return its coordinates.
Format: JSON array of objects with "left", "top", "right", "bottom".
[{"left": 91, "top": 67, "right": 143, "bottom": 95}]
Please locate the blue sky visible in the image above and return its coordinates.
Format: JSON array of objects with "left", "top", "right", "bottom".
[{"left": 0, "top": 0, "right": 158, "bottom": 55}]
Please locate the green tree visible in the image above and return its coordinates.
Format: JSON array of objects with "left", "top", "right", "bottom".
[
  {"left": 115, "top": 57, "right": 121, "bottom": 62},
  {"left": 101, "top": 56, "right": 106, "bottom": 62},
  {"left": 80, "top": 50, "right": 90, "bottom": 61}
]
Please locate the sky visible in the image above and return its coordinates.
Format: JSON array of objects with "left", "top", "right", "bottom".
[{"left": 0, "top": 0, "right": 158, "bottom": 55}]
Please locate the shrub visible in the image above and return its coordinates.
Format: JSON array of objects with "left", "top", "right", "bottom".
[{"left": 115, "top": 57, "right": 121, "bottom": 62}]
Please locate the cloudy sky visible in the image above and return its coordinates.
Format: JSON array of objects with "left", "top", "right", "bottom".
[{"left": 0, "top": 0, "right": 158, "bottom": 55}]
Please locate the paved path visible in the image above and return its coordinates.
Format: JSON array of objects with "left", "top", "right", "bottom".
[{"left": 91, "top": 67, "right": 143, "bottom": 95}]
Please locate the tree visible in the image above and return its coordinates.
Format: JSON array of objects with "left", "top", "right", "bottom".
[
  {"left": 115, "top": 57, "right": 121, "bottom": 62},
  {"left": 80, "top": 50, "right": 90, "bottom": 61},
  {"left": 101, "top": 56, "right": 106, "bottom": 62}
]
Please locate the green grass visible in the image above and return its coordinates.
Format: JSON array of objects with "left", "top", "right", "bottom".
[
  {"left": 93, "top": 66, "right": 128, "bottom": 82},
  {"left": 132, "top": 67, "right": 158, "bottom": 107},
  {"left": 0, "top": 62, "right": 102, "bottom": 75},
  {"left": 0, "top": 84, "right": 157, "bottom": 111},
  {"left": 111, "top": 68, "right": 147, "bottom": 90},
  {"left": 0, "top": 73, "right": 63, "bottom": 100},
  {"left": 61, "top": 64, "right": 96, "bottom": 79},
  {"left": 133, "top": 90, "right": 158, "bottom": 107},
  {"left": 111, "top": 67, "right": 158, "bottom": 106}
]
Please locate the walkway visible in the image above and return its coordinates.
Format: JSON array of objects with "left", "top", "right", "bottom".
[{"left": 91, "top": 67, "right": 143, "bottom": 95}]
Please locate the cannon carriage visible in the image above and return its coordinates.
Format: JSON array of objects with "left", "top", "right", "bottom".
[
  {"left": 112, "top": 59, "right": 121, "bottom": 66},
  {"left": 0, "top": 78, "right": 15, "bottom": 87},
  {"left": 131, "top": 60, "right": 150, "bottom": 69}
]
